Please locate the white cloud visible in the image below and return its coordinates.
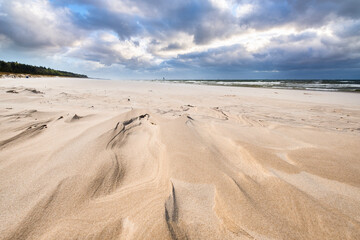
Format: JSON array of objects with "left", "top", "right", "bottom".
[
  {"left": 0, "top": 0, "right": 82, "bottom": 48},
  {"left": 235, "top": 3, "right": 255, "bottom": 18},
  {"left": 67, "top": 31, "right": 162, "bottom": 68},
  {"left": 209, "top": 0, "right": 231, "bottom": 10}
]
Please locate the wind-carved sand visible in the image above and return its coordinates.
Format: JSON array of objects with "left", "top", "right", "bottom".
[{"left": 0, "top": 78, "right": 360, "bottom": 239}]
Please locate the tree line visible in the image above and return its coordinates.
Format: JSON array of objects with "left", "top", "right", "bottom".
[{"left": 0, "top": 60, "right": 88, "bottom": 78}]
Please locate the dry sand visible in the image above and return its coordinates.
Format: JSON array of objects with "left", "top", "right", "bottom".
[{"left": 0, "top": 78, "right": 359, "bottom": 240}]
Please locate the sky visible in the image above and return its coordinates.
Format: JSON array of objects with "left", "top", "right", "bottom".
[{"left": 0, "top": 0, "right": 359, "bottom": 79}]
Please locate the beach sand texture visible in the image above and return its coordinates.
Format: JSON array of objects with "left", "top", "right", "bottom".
[{"left": 0, "top": 78, "right": 360, "bottom": 239}]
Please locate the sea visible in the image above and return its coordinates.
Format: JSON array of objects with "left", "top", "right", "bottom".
[{"left": 158, "top": 79, "right": 360, "bottom": 92}]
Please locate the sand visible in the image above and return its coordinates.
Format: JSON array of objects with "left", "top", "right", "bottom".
[{"left": 0, "top": 77, "right": 359, "bottom": 240}]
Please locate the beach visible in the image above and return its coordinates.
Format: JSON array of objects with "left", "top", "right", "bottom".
[{"left": 0, "top": 77, "right": 359, "bottom": 239}]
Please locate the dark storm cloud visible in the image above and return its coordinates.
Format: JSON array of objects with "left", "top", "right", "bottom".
[
  {"left": 73, "top": 8, "right": 143, "bottom": 40},
  {"left": 333, "top": 20, "right": 360, "bottom": 38},
  {"left": 169, "top": 31, "right": 360, "bottom": 73},
  {"left": 270, "top": 31, "right": 318, "bottom": 44},
  {"left": 49, "top": 0, "right": 360, "bottom": 42},
  {"left": 157, "top": 0, "right": 237, "bottom": 45},
  {"left": 235, "top": 0, "right": 360, "bottom": 30},
  {"left": 161, "top": 43, "right": 185, "bottom": 51},
  {"left": 52, "top": 0, "right": 239, "bottom": 44}
]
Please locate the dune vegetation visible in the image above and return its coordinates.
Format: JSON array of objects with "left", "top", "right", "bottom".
[{"left": 0, "top": 60, "right": 87, "bottom": 78}]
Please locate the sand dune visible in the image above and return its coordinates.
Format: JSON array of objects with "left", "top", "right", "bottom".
[{"left": 0, "top": 78, "right": 360, "bottom": 239}]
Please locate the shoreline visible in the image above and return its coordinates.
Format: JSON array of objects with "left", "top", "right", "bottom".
[
  {"left": 3, "top": 76, "right": 359, "bottom": 93},
  {"left": 157, "top": 79, "right": 360, "bottom": 93},
  {"left": 3, "top": 77, "right": 358, "bottom": 105}
]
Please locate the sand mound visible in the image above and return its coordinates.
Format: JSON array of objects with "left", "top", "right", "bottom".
[{"left": 0, "top": 78, "right": 359, "bottom": 240}]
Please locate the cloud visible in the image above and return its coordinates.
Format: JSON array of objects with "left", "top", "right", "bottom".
[
  {"left": 332, "top": 19, "right": 360, "bottom": 38},
  {"left": 67, "top": 31, "right": 161, "bottom": 69},
  {"left": 167, "top": 27, "right": 360, "bottom": 73},
  {"left": 234, "top": 0, "right": 360, "bottom": 30},
  {"left": 55, "top": 0, "right": 241, "bottom": 44},
  {"left": 162, "top": 42, "right": 185, "bottom": 51},
  {"left": 72, "top": 7, "right": 143, "bottom": 40},
  {"left": 0, "top": 0, "right": 82, "bottom": 48},
  {"left": 0, "top": 0, "right": 359, "bottom": 78}
]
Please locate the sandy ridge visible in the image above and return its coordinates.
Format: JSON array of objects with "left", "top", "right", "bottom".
[{"left": 0, "top": 78, "right": 359, "bottom": 239}]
